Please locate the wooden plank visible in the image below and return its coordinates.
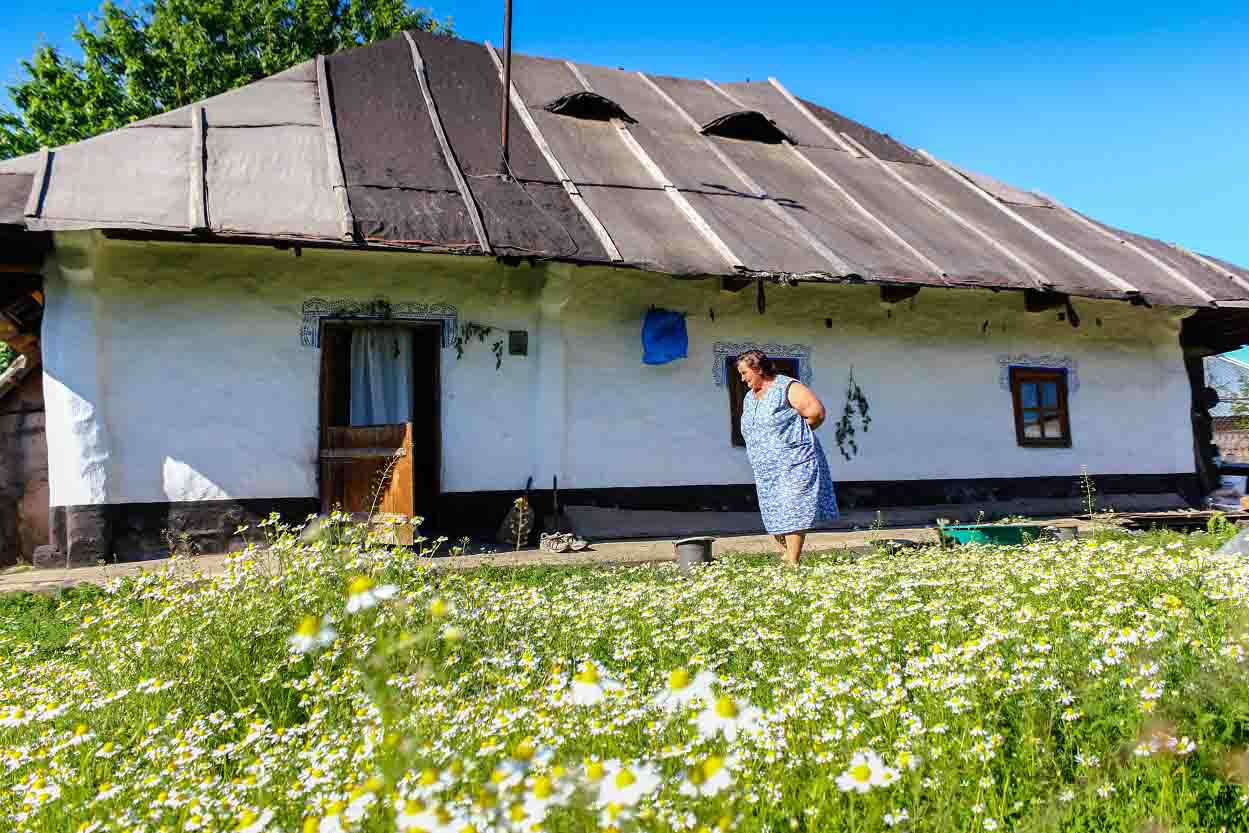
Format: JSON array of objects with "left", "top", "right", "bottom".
[
  {"left": 316, "top": 55, "right": 357, "bottom": 241},
  {"left": 1168, "top": 243, "right": 1249, "bottom": 297},
  {"left": 1036, "top": 191, "right": 1215, "bottom": 306},
  {"left": 23, "top": 148, "right": 50, "bottom": 219},
  {"left": 323, "top": 423, "right": 414, "bottom": 544},
  {"left": 565, "top": 61, "right": 742, "bottom": 272},
  {"left": 404, "top": 32, "right": 492, "bottom": 254},
  {"left": 782, "top": 141, "right": 948, "bottom": 282},
  {"left": 765, "top": 78, "right": 863, "bottom": 157},
  {"left": 485, "top": 42, "right": 623, "bottom": 262},
  {"left": 320, "top": 447, "right": 407, "bottom": 459},
  {"left": 645, "top": 74, "right": 851, "bottom": 274},
  {"left": 188, "top": 106, "right": 208, "bottom": 232},
  {"left": 916, "top": 148, "right": 1141, "bottom": 297},
  {"left": 832, "top": 136, "right": 1053, "bottom": 292}
]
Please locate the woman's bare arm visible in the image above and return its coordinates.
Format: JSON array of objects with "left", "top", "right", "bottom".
[{"left": 787, "top": 382, "right": 826, "bottom": 430}]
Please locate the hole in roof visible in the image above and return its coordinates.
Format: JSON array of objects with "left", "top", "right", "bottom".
[
  {"left": 542, "top": 92, "right": 636, "bottom": 123},
  {"left": 699, "top": 111, "right": 793, "bottom": 144}
]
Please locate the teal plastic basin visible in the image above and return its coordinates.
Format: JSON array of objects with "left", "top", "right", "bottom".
[{"left": 940, "top": 523, "right": 1047, "bottom": 546}]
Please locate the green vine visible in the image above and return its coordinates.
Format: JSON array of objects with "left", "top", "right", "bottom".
[
  {"left": 833, "top": 367, "right": 871, "bottom": 461},
  {"left": 453, "top": 322, "right": 504, "bottom": 371}
]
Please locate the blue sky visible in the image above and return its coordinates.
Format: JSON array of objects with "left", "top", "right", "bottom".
[{"left": 2, "top": 0, "right": 1247, "bottom": 275}]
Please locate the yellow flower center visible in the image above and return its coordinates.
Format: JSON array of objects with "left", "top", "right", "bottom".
[
  {"left": 668, "top": 668, "right": 691, "bottom": 691},
  {"left": 585, "top": 761, "right": 605, "bottom": 782},
  {"left": 404, "top": 799, "right": 425, "bottom": 814},
  {"left": 347, "top": 576, "right": 374, "bottom": 595},
  {"left": 420, "top": 768, "right": 438, "bottom": 786},
  {"left": 237, "top": 810, "right": 258, "bottom": 829},
  {"left": 615, "top": 768, "right": 637, "bottom": 789},
  {"left": 326, "top": 800, "right": 346, "bottom": 815},
  {"left": 302, "top": 818, "right": 320, "bottom": 833},
  {"left": 532, "top": 775, "right": 553, "bottom": 800},
  {"left": 575, "top": 665, "right": 600, "bottom": 685},
  {"left": 512, "top": 739, "right": 535, "bottom": 761},
  {"left": 714, "top": 696, "right": 739, "bottom": 719},
  {"left": 703, "top": 756, "right": 724, "bottom": 778},
  {"left": 509, "top": 804, "right": 528, "bottom": 823},
  {"left": 74, "top": 724, "right": 89, "bottom": 736},
  {"left": 296, "top": 616, "right": 320, "bottom": 637},
  {"left": 429, "top": 598, "right": 449, "bottom": 618},
  {"left": 850, "top": 763, "right": 872, "bottom": 783}
]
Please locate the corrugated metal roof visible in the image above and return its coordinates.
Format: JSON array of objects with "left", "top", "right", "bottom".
[{"left": 3, "top": 29, "right": 1245, "bottom": 308}]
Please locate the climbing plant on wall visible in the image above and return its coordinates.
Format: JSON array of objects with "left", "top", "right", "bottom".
[
  {"left": 833, "top": 367, "right": 871, "bottom": 461},
  {"left": 453, "top": 322, "right": 504, "bottom": 371}
]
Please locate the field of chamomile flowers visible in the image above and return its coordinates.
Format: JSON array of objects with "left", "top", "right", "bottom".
[{"left": 5, "top": 515, "right": 1249, "bottom": 833}]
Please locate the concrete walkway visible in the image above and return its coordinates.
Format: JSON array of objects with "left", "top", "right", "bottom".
[{"left": 0, "top": 525, "right": 953, "bottom": 594}]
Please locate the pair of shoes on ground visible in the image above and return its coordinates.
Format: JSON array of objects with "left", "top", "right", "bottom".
[{"left": 539, "top": 531, "right": 589, "bottom": 553}]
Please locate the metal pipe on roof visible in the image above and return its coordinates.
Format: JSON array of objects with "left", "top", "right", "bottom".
[{"left": 499, "top": 0, "right": 513, "bottom": 174}]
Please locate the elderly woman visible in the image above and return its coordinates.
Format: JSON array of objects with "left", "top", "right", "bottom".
[{"left": 736, "top": 350, "right": 839, "bottom": 565}]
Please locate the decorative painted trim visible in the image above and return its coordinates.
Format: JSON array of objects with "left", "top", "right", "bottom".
[
  {"left": 300, "top": 298, "right": 458, "bottom": 348},
  {"left": 997, "top": 354, "right": 1080, "bottom": 393},
  {"left": 713, "top": 342, "right": 813, "bottom": 386}
]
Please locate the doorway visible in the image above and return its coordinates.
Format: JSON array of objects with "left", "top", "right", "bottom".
[{"left": 318, "top": 321, "right": 441, "bottom": 542}]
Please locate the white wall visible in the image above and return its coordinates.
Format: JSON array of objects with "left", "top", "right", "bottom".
[{"left": 40, "top": 233, "right": 1195, "bottom": 508}]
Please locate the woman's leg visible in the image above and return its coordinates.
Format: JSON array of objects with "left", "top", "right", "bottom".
[
  {"left": 782, "top": 532, "right": 805, "bottom": 566},
  {"left": 772, "top": 534, "right": 788, "bottom": 555}
]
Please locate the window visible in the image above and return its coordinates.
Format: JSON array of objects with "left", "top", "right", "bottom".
[
  {"left": 1009, "top": 367, "right": 1071, "bottom": 448},
  {"left": 727, "top": 356, "right": 801, "bottom": 447}
]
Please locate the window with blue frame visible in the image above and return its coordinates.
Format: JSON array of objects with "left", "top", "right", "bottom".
[{"left": 1009, "top": 367, "right": 1071, "bottom": 448}]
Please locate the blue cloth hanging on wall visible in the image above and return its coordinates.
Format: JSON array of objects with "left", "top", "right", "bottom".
[{"left": 641, "top": 308, "right": 688, "bottom": 365}]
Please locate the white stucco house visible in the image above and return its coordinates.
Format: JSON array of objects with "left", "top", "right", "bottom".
[{"left": 1, "top": 30, "right": 1247, "bottom": 564}]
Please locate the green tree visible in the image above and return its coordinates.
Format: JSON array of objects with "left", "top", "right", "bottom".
[{"left": 0, "top": 0, "right": 450, "bottom": 159}]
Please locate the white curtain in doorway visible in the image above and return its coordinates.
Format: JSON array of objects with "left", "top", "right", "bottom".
[{"left": 350, "top": 328, "right": 415, "bottom": 426}]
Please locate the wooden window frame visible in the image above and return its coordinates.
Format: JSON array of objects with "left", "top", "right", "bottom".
[
  {"left": 727, "top": 356, "right": 801, "bottom": 447},
  {"left": 1009, "top": 367, "right": 1072, "bottom": 448}
]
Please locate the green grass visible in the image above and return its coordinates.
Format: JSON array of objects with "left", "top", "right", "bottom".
[{"left": 3, "top": 518, "right": 1249, "bottom": 832}]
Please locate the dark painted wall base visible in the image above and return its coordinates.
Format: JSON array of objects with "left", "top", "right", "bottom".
[
  {"left": 434, "top": 473, "right": 1200, "bottom": 535},
  {"left": 41, "top": 472, "right": 1198, "bottom": 565},
  {"left": 44, "top": 498, "right": 319, "bottom": 568}
]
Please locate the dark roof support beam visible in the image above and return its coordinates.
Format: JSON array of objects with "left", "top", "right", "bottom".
[
  {"left": 640, "top": 74, "right": 850, "bottom": 274},
  {"left": 565, "top": 61, "right": 742, "bottom": 272},
  {"left": 315, "top": 55, "right": 356, "bottom": 242},
  {"left": 404, "top": 32, "right": 492, "bottom": 255},
  {"left": 485, "top": 42, "right": 623, "bottom": 262},
  {"left": 881, "top": 285, "right": 920, "bottom": 304},
  {"left": 188, "top": 106, "right": 208, "bottom": 232}
]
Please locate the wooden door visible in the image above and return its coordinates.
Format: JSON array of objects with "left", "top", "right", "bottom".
[
  {"left": 317, "top": 321, "right": 441, "bottom": 546},
  {"left": 320, "top": 423, "right": 415, "bottom": 545}
]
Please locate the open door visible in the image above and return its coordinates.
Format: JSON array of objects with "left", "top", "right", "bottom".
[{"left": 318, "top": 323, "right": 441, "bottom": 544}]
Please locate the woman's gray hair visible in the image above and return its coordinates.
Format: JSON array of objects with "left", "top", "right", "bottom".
[{"left": 736, "top": 349, "right": 775, "bottom": 376}]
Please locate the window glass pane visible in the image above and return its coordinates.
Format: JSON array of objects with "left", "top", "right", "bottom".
[
  {"left": 1020, "top": 382, "right": 1039, "bottom": 408},
  {"left": 1022, "top": 410, "right": 1042, "bottom": 438},
  {"left": 1041, "top": 382, "right": 1059, "bottom": 408},
  {"left": 1042, "top": 415, "right": 1065, "bottom": 438}
]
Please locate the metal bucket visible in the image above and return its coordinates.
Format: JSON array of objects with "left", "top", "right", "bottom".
[{"left": 674, "top": 536, "right": 715, "bottom": 572}]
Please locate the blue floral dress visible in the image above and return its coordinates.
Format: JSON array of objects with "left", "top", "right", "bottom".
[{"left": 741, "top": 374, "right": 840, "bottom": 534}]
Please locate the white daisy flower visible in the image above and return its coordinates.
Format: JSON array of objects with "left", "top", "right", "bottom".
[
  {"left": 678, "top": 754, "right": 734, "bottom": 798},
  {"left": 836, "top": 750, "right": 888, "bottom": 793},
  {"left": 570, "top": 662, "right": 623, "bottom": 706},
  {"left": 235, "top": 808, "right": 274, "bottom": 833},
  {"left": 289, "top": 616, "right": 337, "bottom": 654},
  {"left": 596, "top": 760, "right": 662, "bottom": 808},
  {"left": 695, "top": 695, "right": 763, "bottom": 742},
  {"left": 653, "top": 667, "right": 718, "bottom": 711},
  {"left": 345, "top": 576, "right": 398, "bottom": 613}
]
